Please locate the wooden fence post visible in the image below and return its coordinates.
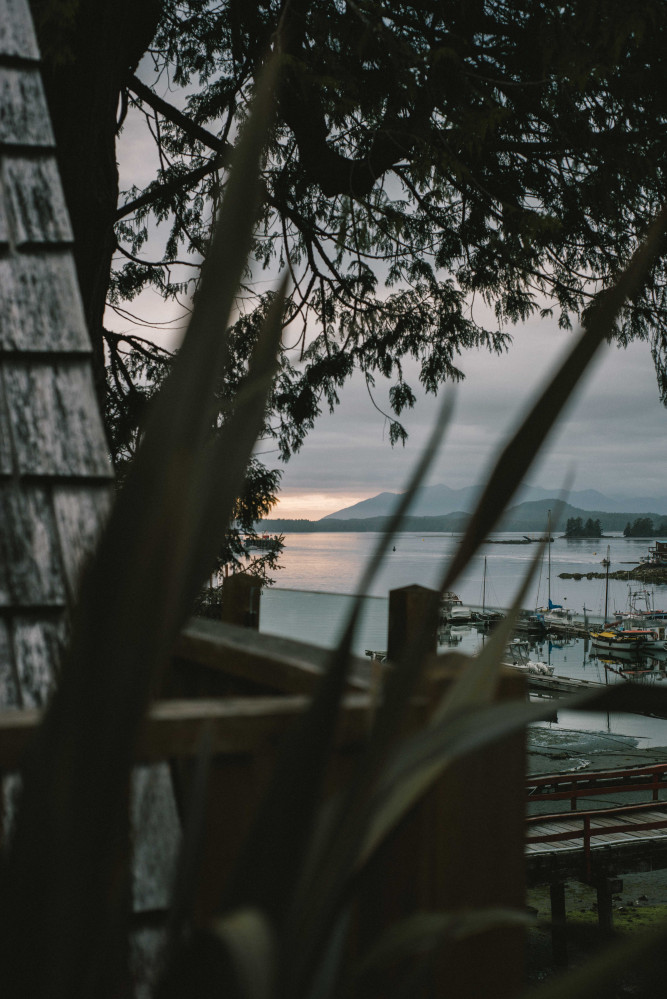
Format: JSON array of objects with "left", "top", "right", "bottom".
[
  {"left": 356, "top": 585, "right": 526, "bottom": 998},
  {"left": 387, "top": 584, "right": 439, "bottom": 662},
  {"left": 221, "top": 573, "right": 262, "bottom": 629}
]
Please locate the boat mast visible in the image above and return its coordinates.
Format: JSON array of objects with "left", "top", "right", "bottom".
[
  {"left": 602, "top": 544, "right": 610, "bottom": 623},
  {"left": 547, "top": 508, "right": 551, "bottom": 607},
  {"left": 482, "top": 556, "right": 487, "bottom": 615}
]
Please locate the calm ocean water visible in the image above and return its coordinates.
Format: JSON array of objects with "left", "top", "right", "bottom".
[{"left": 259, "top": 531, "right": 667, "bottom": 747}]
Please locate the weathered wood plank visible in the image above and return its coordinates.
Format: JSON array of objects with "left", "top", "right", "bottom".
[
  {"left": 0, "top": 0, "right": 39, "bottom": 61},
  {"left": 0, "top": 252, "right": 89, "bottom": 352},
  {"left": 3, "top": 360, "right": 112, "bottom": 476},
  {"left": 2, "top": 154, "right": 72, "bottom": 245},
  {"left": 175, "top": 617, "right": 372, "bottom": 695},
  {"left": 0, "top": 377, "right": 13, "bottom": 473},
  {"left": 0, "top": 66, "right": 53, "bottom": 147},
  {"left": 0, "top": 618, "right": 21, "bottom": 708},
  {"left": 131, "top": 764, "right": 181, "bottom": 912},
  {"left": 0, "top": 200, "right": 8, "bottom": 244},
  {"left": 0, "top": 482, "right": 66, "bottom": 606},
  {"left": 10, "top": 613, "right": 66, "bottom": 707},
  {"left": 0, "top": 694, "right": 373, "bottom": 769},
  {"left": 51, "top": 484, "right": 112, "bottom": 598}
]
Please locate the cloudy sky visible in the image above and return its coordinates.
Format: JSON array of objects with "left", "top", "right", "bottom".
[
  {"left": 261, "top": 318, "right": 667, "bottom": 518},
  {"left": 110, "top": 98, "right": 667, "bottom": 521}
]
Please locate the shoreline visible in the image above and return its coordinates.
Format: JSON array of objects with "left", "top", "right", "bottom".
[{"left": 527, "top": 726, "right": 667, "bottom": 775}]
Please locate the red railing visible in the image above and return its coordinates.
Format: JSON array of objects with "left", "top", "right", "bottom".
[
  {"left": 526, "top": 800, "right": 667, "bottom": 878},
  {"left": 526, "top": 762, "right": 667, "bottom": 810}
]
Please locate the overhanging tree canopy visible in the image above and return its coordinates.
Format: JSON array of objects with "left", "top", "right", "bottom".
[{"left": 33, "top": 0, "right": 667, "bottom": 474}]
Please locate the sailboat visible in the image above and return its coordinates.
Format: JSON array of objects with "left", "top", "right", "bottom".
[
  {"left": 589, "top": 547, "right": 653, "bottom": 653},
  {"left": 474, "top": 556, "right": 504, "bottom": 627},
  {"left": 537, "top": 510, "right": 572, "bottom": 627}
]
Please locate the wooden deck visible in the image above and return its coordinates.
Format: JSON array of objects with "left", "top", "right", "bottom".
[{"left": 526, "top": 799, "right": 667, "bottom": 883}]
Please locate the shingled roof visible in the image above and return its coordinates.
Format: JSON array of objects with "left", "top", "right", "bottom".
[{"left": 0, "top": 0, "right": 114, "bottom": 709}]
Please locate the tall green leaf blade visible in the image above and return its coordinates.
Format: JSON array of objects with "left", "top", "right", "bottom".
[
  {"left": 351, "top": 908, "right": 533, "bottom": 985},
  {"left": 220, "top": 396, "right": 454, "bottom": 927},
  {"left": 277, "top": 201, "right": 667, "bottom": 987},
  {"left": 358, "top": 693, "right": 592, "bottom": 868},
  {"left": 0, "top": 57, "right": 281, "bottom": 999},
  {"left": 440, "top": 209, "right": 667, "bottom": 594},
  {"left": 209, "top": 909, "right": 275, "bottom": 999},
  {"left": 431, "top": 535, "right": 550, "bottom": 725}
]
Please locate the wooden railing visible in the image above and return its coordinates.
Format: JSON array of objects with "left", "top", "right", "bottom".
[
  {"left": 526, "top": 800, "right": 667, "bottom": 879},
  {"left": 0, "top": 580, "right": 527, "bottom": 999},
  {"left": 526, "top": 762, "right": 667, "bottom": 809}
]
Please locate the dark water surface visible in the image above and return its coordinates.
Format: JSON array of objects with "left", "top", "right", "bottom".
[{"left": 259, "top": 531, "right": 667, "bottom": 747}]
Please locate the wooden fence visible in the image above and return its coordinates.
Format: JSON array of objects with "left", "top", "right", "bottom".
[{"left": 0, "top": 578, "right": 526, "bottom": 999}]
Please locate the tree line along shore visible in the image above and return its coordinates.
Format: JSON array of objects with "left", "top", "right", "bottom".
[{"left": 258, "top": 501, "right": 667, "bottom": 536}]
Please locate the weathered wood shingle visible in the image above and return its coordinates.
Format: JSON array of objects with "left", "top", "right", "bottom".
[
  {"left": 0, "top": 0, "right": 179, "bottom": 919},
  {"left": 0, "top": 0, "right": 113, "bottom": 704},
  {"left": 0, "top": 252, "right": 90, "bottom": 352},
  {"left": 3, "top": 361, "right": 111, "bottom": 476},
  {"left": 0, "top": 483, "right": 66, "bottom": 606},
  {"left": 0, "top": 619, "right": 21, "bottom": 708},
  {"left": 3, "top": 155, "right": 73, "bottom": 246},
  {"left": 0, "top": 66, "right": 53, "bottom": 147},
  {"left": 0, "top": 0, "right": 40, "bottom": 61}
]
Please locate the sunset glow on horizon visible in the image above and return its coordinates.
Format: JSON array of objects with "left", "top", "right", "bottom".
[{"left": 270, "top": 492, "right": 369, "bottom": 521}]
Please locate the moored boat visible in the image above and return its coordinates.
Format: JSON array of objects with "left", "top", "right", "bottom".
[
  {"left": 589, "top": 628, "right": 649, "bottom": 653},
  {"left": 505, "top": 639, "right": 553, "bottom": 675},
  {"left": 612, "top": 586, "right": 667, "bottom": 641},
  {"left": 439, "top": 590, "right": 471, "bottom": 623}
]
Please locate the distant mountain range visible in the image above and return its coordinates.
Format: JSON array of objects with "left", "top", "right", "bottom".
[
  {"left": 321, "top": 483, "right": 667, "bottom": 520},
  {"left": 258, "top": 495, "right": 667, "bottom": 534}
]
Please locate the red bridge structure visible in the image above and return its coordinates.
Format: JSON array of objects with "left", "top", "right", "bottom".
[{"left": 525, "top": 763, "right": 667, "bottom": 963}]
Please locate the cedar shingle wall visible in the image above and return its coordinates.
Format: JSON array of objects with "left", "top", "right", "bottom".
[{"left": 0, "top": 0, "right": 113, "bottom": 708}]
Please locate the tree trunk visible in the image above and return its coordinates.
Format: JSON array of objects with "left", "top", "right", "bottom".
[{"left": 30, "top": 0, "right": 162, "bottom": 406}]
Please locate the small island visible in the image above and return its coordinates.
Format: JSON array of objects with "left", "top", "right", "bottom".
[{"left": 563, "top": 517, "right": 603, "bottom": 538}]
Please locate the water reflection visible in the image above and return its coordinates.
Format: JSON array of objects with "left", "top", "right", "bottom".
[{"left": 261, "top": 587, "right": 667, "bottom": 747}]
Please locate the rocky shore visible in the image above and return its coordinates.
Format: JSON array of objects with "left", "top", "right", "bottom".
[
  {"left": 559, "top": 565, "right": 667, "bottom": 584},
  {"left": 527, "top": 725, "right": 667, "bottom": 775}
]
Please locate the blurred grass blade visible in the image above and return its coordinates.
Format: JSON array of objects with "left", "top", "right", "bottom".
[
  {"left": 352, "top": 908, "right": 533, "bottom": 985},
  {"left": 352, "top": 392, "right": 455, "bottom": 609},
  {"left": 282, "top": 200, "right": 667, "bottom": 984},
  {"left": 432, "top": 535, "right": 550, "bottom": 725},
  {"left": 162, "top": 725, "right": 213, "bottom": 960},
  {"left": 209, "top": 909, "right": 275, "bottom": 999},
  {"left": 359, "top": 692, "right": 592, "bottom": 867},
  {"left": 521, "top": 916, "right": 667, "bottom": 999},
  {"left": 584, "top": 679, "right": 667, "bottom": 715},
  {"left": 180, "top": 276, "right": 288, "bottom": 602},
  {"left": 359, "top": 201, "right": 667, "bottom": 849},
  {"left": 304, "top": 908, "right": 352, "bottom": 999},
  {"left": 221, "top": 395, "right": 454, "bottom": 924},
  {"left": 1, "top": 57, "right": 281, "bottom": 999},
  {"left": 441, "top": 208, "right": 667, "bottom": 595}
]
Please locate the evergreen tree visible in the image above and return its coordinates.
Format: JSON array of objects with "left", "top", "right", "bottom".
[
  {"left": 626, "top": 516, "right": 655, "bottom": 536},
  {"left": 31, "top": 1, "right": 667, "bottom": 477}
]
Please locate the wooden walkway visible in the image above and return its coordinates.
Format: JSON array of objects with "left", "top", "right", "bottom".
[{"left": 525, "top": 764, "right": 667, "bottom": 884}]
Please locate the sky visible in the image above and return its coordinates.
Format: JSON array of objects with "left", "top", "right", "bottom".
[
  {"left": 108, "top": 92, "right": 667, "bottom": 522},
  {"left": 261, "top": 319, "right": 667, "bottom": 518}
]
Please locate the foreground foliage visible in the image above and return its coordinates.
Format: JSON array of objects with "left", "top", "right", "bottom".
[{"left": 4, "top": 35, "right": 667, "bottom": 999}]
